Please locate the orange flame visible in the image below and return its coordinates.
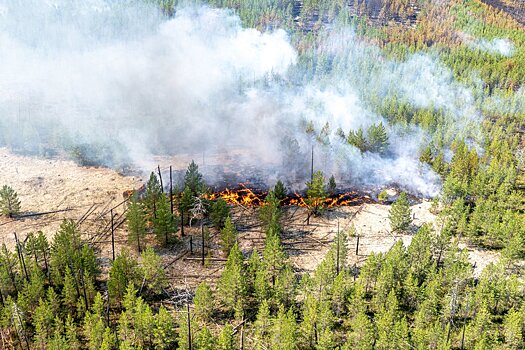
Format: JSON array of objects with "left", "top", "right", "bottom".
[{"left": 206, "top": 184, "right": 364, "bottom": 208}]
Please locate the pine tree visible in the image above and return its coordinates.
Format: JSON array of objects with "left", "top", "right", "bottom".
[
  {"left": 270, "top": 305, "right": 297, "bottom": 350},
  {"left": 260, "top": 191, "right": 282, "bottom": 231},
  {"left": 195, "top": 325, "right": 216, "bottom": 350},
  {"left": 194, "top": 282, "right": 214, "bottom": 323},
  {"left": 83, "top": 300, "right": 107, "bottom": 350},
  {"left": 179, "top": 185, "right": 194, "bottom": 228},
  {"left": 211, "top": 197, "right": 230, "bottom": 229},
  {"left": 139, "top": 247, "right": 167, "bottom": 294},
  {"left": 345, "top": 311, "right": 375, "bottom": 350},
  {"left": 33, "top": 297, "right": 54, "bottom": 348},
  {"left": 153, "top": 305, "right": 176, "bottom": 350},
  {"left": 503, "top": 307, "right": 522, "bottom": 348},
  {"left": 327, "top": 175, "right": 337, "bottom": 196},
  {"left": 367, "top": 122, "right": 389, "bottom": 154},
  {"left": 108, "top": 250, "right": 139, "bottom": 306},
  {"left": 217, "top": 242, "right": 246, "bottom": 314},
  {"left": 274, "top": 181, "right": 287, "bottom": 201},
  {"left": 220, "top": 217, "right": 238, "bottom": 255},
  {"left": 389, "top": 192, "right": 412, "bottom": 233},
  {"left": 347, "top": 128, "right": 367, "bottom": 152},
  {"left": 306, "top": 171, "right": 327, "bottom": 217},
  {"left": 263, "top": 231, "right": 286, "bottom": 289},
  {"left": 254, "top": 299, "right": 272, "bottom": 348},
  {"left": 0, "top": 185, "right": 21, "bottom": 217},
  {"left": 144, "top": 172, "right": 162, "bottom": 218},
  {"left": 299, "top": 294, "right": 318, "bottom": 348},
  {"left": 62, "top": 265, "right": 77, "bottom": 313},
  {"left": 217, "top": 324, "right": 235, "bottom": 350},
  {"left": 127, "top": 194, "right": 146, "bottom": 252},
  {"left": 50, "top": 219, "right": 82, "bottom": 287},
  {"left": 184, "top": 160, "right": 205, "bottom": 196},
  {"left": 419, "top": 145, "right": 433, "bottom": 165},
  {"left": 153, "top": 194, "right": 177, "bottom": 246},
  {"left": 65, "top": 314, "right": 81, "bottom": 350}
]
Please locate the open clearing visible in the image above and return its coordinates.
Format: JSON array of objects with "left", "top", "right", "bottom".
[{"left": 0, "top": 148, "right": 498, "bottom": 288}]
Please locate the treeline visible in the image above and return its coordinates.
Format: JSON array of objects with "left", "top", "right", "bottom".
[{"left": 2, "top": 174, "right": 525, "bottom": 349}]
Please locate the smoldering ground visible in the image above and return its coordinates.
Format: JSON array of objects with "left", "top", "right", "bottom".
[{"left": 0, "top": 0, "right": 485, "bottom": 196}]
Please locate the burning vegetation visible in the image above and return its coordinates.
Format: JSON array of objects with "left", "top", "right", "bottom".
[{"left": 206, "top": 184, "right": 372, "bottom": 208}]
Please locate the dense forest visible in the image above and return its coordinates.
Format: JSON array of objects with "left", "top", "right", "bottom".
[{"left": 1, "top": 0, "right": 525, "bottom": 349}]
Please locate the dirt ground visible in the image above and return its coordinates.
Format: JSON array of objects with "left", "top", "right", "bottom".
[
  {"left": 0, "top": 148, "right": 143, "bottom": 249},
  {"left": 0, "top": 148, "right": 498, "bottom": 288}
]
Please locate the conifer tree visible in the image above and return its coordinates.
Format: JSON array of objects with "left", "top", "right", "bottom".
[
  {"left": 211, "top": 197, "right": 230, "bottom": 229},
  {"left": 218, "top": 242, "right": 246, "bottom": 314},
  {"left": 273, "top": 181, "right": 287, "bottom": 201},
  {"left": 347, "top": 128, "right": 367, "bottom": 152},
  {"left": 65, "top": 314, "right": 81, "bottom": 350},
  {"left": 195, "top": 325, "right": 216, "bottom": 350},
  {"left": 389, "top": 192, "right": 412, "bottom": 233},
  {"left": 345, "top": 311, "right": 375, "bottom": 350},
  {"left": 127, "top": 194, "right": 146, "bottom": 252},
  {"left": 217, "top": 324, "right": 235, "bottom": 350},
  {"left": 62, "top": 265, "right": 77, "bottom": 313},
  {"left": 139, "top": 247, "right": 167, "bottom": 294},
  {"left": 328, "top": 175, "right": 337, "bottom": 196},
  {"left": 270, "top": 305, "right": 297, "bottom": 350},
  {"left": 254, "top": 299, "right": 272, "bottom": 348},
  {"left": 153, "top": 194, "right": 177, "bottom": 246},
  {"left": 153, "top": 305, "right": 176, "bottom": 350},
  {"left": 0, "top": 185, "right": 21, "bottom": 217},
  {"left": 306, "top": 171, "right": 327, "bottom": 218},
  {"left": 220, "top": 217, "right": 238, "bottom": 255},
  {"left": 108, "top": 250, "right": 139, "bottom": 305},
  {"left": 367, "top": 122, "right": 389, "bottom": 154},
  {"left": 179, "top": 185, "right": 194, "bottom": 228},
  {"left": 260, "top": 191, "right": 282, "bottom": 231},
  {"left": 184, "top": 160, "right": 205, "bottom": 196},
  {"left": 263, "top": 230, "right": 286, "bottom": 289},
  {"left": 144, "top": 172, "right": 162, "bottom": 218},
  {"left": 194, "top": 281, "right": 214, "bottom": 323}
]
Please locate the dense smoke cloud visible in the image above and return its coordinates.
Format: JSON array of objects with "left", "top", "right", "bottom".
[{"left": 0, "top": 0, "right": 483, "bottom": 196}]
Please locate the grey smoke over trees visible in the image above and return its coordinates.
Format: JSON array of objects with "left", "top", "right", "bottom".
[{"left": 0, "top": 0, "right": 486, "bottom": 196}]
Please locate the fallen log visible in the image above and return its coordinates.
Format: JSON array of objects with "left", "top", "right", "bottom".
[{"left": 13, "top": 208, "right": 73, "bottom": 219}]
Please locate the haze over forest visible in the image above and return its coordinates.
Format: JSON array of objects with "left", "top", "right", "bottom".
[{"left": 0, "top": 0, "right": 524, "bottom": 349}]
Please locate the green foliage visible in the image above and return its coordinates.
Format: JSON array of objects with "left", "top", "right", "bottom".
[
  {"left": 153, "top": 193, "right": 177, "bottom": 246},
  {"left": 217, "top": 324, "right": 235, "bottom": 350},
  {"left": 194, "top": 282, "right": 214, "bottom": 323},
  {"left": 217, "top": 242, "right": 246, "bottom": 314},
  {"left": 327, "top": 175, "right": 337, "bottom": 196},
  {"left": 108, "top": 250, "right": 139, "bottom": 305},
  {"left": 367, "top": 122, "right": 389, "bottom": 154},
  {"left": 211, "top": 197, "right": 230, "bottom": 229},
  {"left": 347, "top": 128, "right": 367, "bottom": 152},
  {"left": 260, "top": 190, "right": 282, "bottom": 232},
  {"left": 220, "top": 217, "right": 238, "bottom": 255},
  {"left": 139, "top": 247, "right": 167, "bottom": 294},
  {"left": 389, "top": 192, "right": 412, "bottom": 233},
  {"left": 378, "top": 190, "right": 388, "bottom": 202},
  {"left": 127, "top": 194, "right": 146, "bottom": 252},
  {"left": 0, "top": 185, "right": 21, "bottom": 216},
  {"left": 153, "top": 305, "right": 176, "bottom": 350},
  {"left": 273, "top": 180, "right": 287, "bottom": 201},
  {"left": 144, "top": 172, "right": 162, "bottom": 217},
  {"left": 306, "top": 170, "right": 327, "bottom": 215},
  {"left": 184, "top": 160, "right": 205, "bottom": 196}
]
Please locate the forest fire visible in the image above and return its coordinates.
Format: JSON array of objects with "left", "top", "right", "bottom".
[{"left": 206, "top": 184, "right": 372, "bottom": 207}]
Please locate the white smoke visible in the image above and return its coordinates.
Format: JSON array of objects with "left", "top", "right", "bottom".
[
  {"left": 472, "top": 38, "right": 515, "bottom": 57},
  {"left": 0, "top": 0, "right": 486, "bottom": 197},
  {"left": 460, "top": 32, "right": 515, "bottom": 57}
]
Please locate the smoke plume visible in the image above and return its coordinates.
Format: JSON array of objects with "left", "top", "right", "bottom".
[{"left": 0, "top": 0, "right": 485, "bottom": 196}]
